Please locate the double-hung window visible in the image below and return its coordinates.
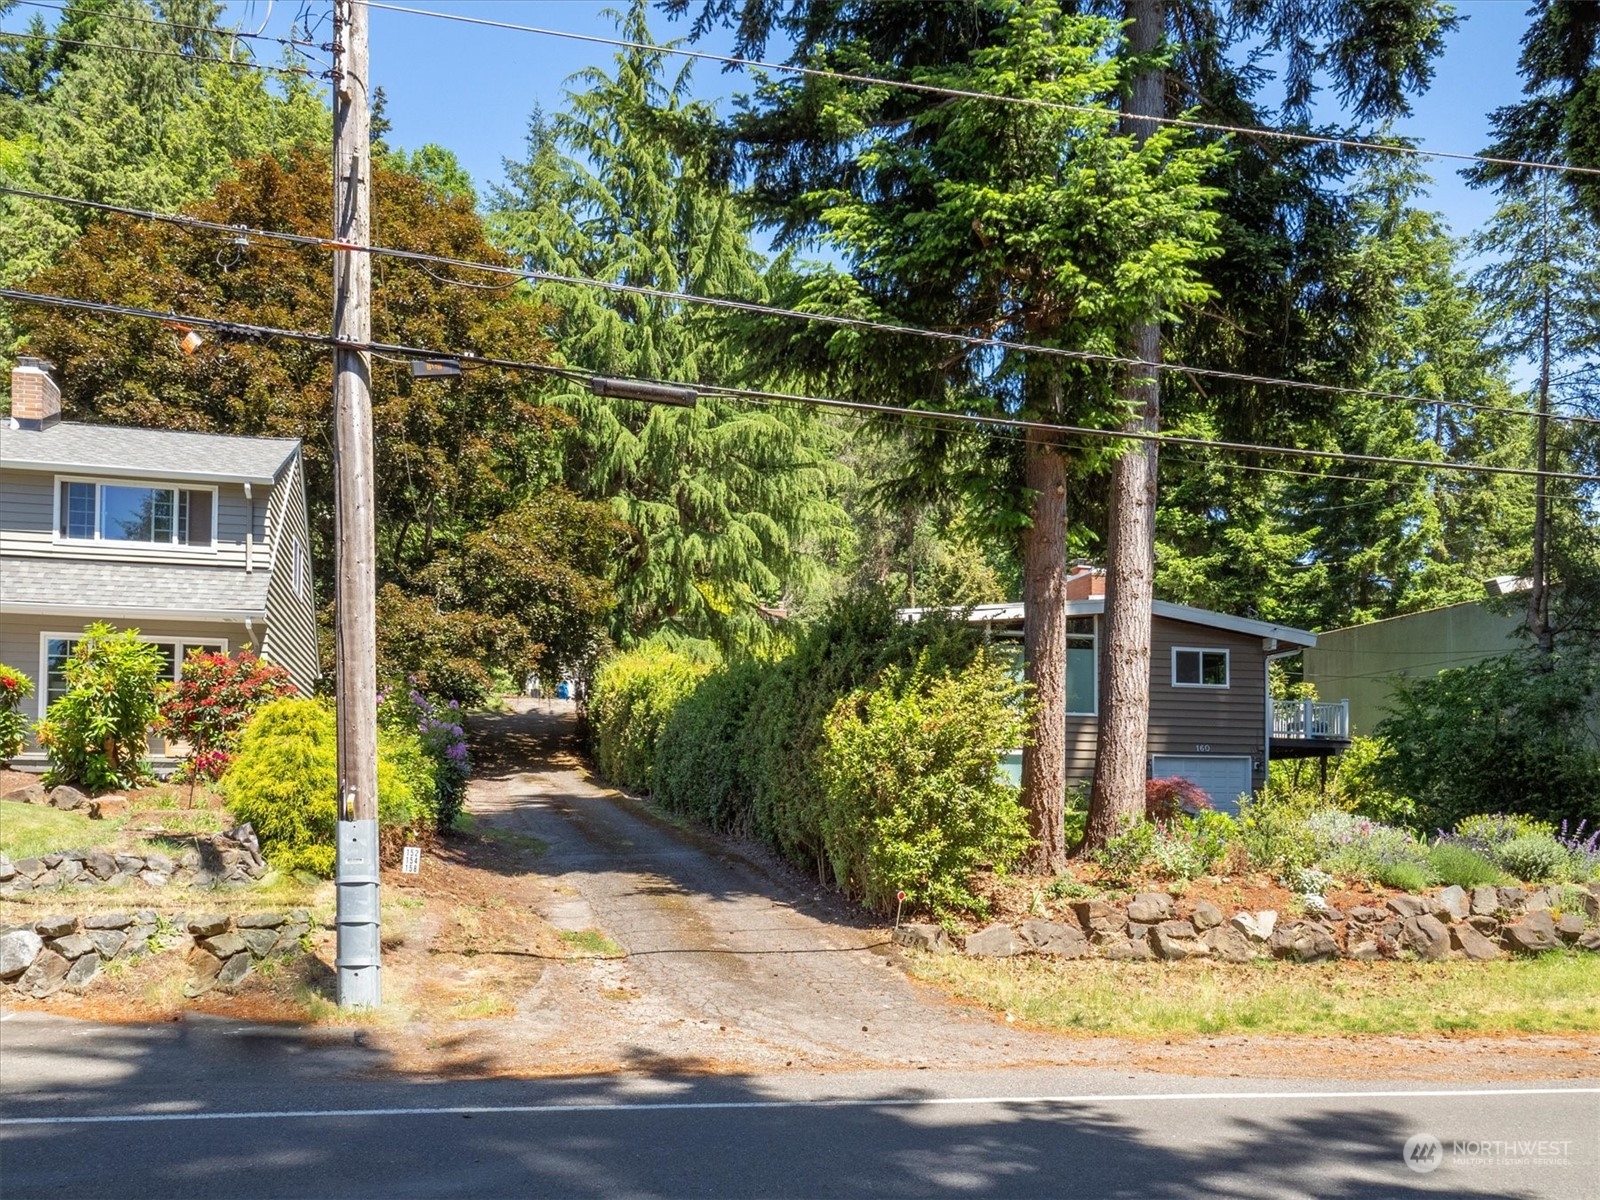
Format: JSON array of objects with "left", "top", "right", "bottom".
[
  {"left": 1173, "top": 647, "right": 1229, "bottom": 688},
  {"left": 42, "top": 636, "right": 226, "bottom": 717},
  {"left": 57, "top": 480, "right": 214, "bottom": 547}
]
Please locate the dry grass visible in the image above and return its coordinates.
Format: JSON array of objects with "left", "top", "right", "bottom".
[{"left": 910, "top": 951, "right": 1600, "bottom": 1037}]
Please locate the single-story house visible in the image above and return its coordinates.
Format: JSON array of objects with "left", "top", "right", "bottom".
[
  {"left": 0, "top": 358, "right": 319, "bottom": 765},
  {"left": 906, "top": 567, "right": 1350, "bottom": 811}
]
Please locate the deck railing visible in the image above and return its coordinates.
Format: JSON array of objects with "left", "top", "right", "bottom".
[{"left": 1271, "top": 698, "right": 1350, "bottom": 740}]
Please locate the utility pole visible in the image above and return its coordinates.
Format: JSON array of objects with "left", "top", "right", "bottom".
[{"left": 331, "top": 0, "right": 381, "bottom": 1008}]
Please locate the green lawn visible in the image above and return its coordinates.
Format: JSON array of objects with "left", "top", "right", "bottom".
[
  {"left": 910, "top": 950, "right": 1600, "bottom": 1036},
  {"left": 0, "top": 799, "right": 116, "bottom": 860}
]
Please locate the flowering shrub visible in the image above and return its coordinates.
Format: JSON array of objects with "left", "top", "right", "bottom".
[
  {"left": 0, "top": 663, "right": 33, "bottom": 761},
  {"left": 1557, "top": 820, "right": 1600, "bottom": 882},
  {"left": 1305, "top": 809, "right": 1432, "bottom": 886},
  {"left": 36, "top": 624, "right": 165, "bottom": 791},
  {"left": 1095, "top": 810, "right": 1237, "bottom": 883},
  {"left": 378, "top": 683, "right": 470, "bottom": 830},
  {"left": 160, "top": 649, "right": 297, "bottom": 781}
]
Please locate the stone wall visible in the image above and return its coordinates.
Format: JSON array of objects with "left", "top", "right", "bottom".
[
  {"left": 0, "top": 835, "right": 268, "bottom": 895},
  {"left": 900, "top": 883, "right": 1600, "bottom": 963},
  {"left": 0, "top": 909, "right": 312, "bottom": 999}
]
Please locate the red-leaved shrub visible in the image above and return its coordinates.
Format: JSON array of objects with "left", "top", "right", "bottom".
[{"left": 160, "top": 650, "right": 297, "bottom": 781}]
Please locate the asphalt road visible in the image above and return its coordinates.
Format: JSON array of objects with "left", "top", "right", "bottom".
[{"left": 2, "top": 1011, "right": 1597, "bottom": 1199}]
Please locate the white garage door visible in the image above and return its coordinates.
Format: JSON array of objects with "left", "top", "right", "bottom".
[{"left": 1150, "top": 755, "right": 1254, "bottom": 815}]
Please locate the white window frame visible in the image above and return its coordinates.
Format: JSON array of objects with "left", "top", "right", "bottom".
[
  {"left": 1066, "top": 615, "right": 1098, "bottom": 716},
  {"left": 1171, "top": 645, "right": 1230, "bottom": 689},
  {"left": 51, "top": 475, "right": 219, "bottom": 552},
  {"left": 37, "top": 632, "right": 229, "bottom": 720}
]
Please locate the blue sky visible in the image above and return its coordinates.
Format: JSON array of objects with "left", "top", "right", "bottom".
[{"left": 225, "top": 0, "right": 1534, "bottom": 242}]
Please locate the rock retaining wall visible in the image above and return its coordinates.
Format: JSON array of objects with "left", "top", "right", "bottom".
[
  {"left": 900, "top": 883, "right": 1600, "bottom": 964},
  {"left": 0, "top": 909, "right": 313, "bottom": 999},
  {"left": 0, "top": 835, "right": 268, "bottom": 895}
]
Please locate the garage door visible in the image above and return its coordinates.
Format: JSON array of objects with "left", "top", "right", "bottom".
[{"left": 1150, "top": 755, "right": 1254, "bottom": 815}]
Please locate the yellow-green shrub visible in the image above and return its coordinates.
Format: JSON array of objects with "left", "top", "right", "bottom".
[
  {"left": 589, "top": 643, "right": 716, "bottom": 791},
  {"left": 221, "top": 698, "right": 425, "bottom": 875}
]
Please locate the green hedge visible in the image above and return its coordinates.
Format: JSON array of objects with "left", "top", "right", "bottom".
[{"left": 596, "top": 592, "right": 1028, "bottom": 913}]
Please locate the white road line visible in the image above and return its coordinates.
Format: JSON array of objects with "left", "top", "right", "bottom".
[{"left": 3, "top": 1087, "right": 1597, "bottom": 1127}]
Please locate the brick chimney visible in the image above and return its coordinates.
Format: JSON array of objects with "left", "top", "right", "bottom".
[
  {"left": 1064, "top": 564, "right": 1105, "bottom": 600},
  {"left": 10, "top": 357, "right": 61, "bottom": 431}
]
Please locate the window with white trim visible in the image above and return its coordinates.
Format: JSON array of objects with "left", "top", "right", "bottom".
[
  {"left": 56, "top": 479, "right": 214, "bottom": 547},
  {"left": 291, "top": 535, "right": 306, "bottom": 598},
  {"left": 1172, "top": 646, "right": 1229, "bottom": 688},
  {"left": 41, "top": 635, "right": 225, "bottom": 716},
  {"left": 1066, "top": 617, "right": 1097, "bottom": 715}
]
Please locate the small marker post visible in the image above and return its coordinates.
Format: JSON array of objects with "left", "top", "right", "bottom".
[{"left": 894, "top": 890, "right": 906, "bottom": 931}]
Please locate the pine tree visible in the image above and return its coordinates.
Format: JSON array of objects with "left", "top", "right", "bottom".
[{"left": 489, "top": 1, "right": 847, "bottom": 649}]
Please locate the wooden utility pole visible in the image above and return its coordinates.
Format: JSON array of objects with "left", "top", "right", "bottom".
[
  {"left": 332, "top": 0, "right": 381, "bottom": 1008},
  {"left": 1085, "top": 0, "right": 1165, "bottom": 850}
]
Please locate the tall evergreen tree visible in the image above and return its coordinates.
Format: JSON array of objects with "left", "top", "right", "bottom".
[{"left": 489, "top": 2, "right": 846, "bottom": 649}]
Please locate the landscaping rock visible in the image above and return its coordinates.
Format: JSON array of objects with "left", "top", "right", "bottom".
[
  {"left": 236, "top": 911, "right": 287, "bottom": 929},
  {"left": 1269, "top": 922, "right": 1339, "bottom": 963},
  {"left": 1470, "top": 885, "right": 1501, "bottom": 917},
  {"left": 0, "top": 928, "right": 44, "bottom": 979},
  {"left": 88, "top": 929, "right": 128, "bottom": 960},
  {"left": 1434, "top": 886, "right": 1470, "bottom": 922},
  {"left": 124, "top": 925, "right": 157, "bottom": 955},
  {"left": 21, "top": 949, "right": 71, "bottom": 997},
  {"left": 1398, "top": 914, "right": 1451, "bottom": 961},
  {"left": 1450, "top": 922, "right": 1503, "bottom": 961},
  {"left": 1127, "top": 893, "right": 1174, "bottom": 924},
  {"left": 1151, "top": 920, "right": 1206, "bottom": 961},
  {"left": 963, "top": 925, "right": 1019, "bottom": 958},
  {"left": 1018, "top": 919, "right": 1088, "bottom": 959},
  {"left": 239, "top": 928, "right": 281, "bottom": 958},
  {"left": 1556, "top": 914, "right": 1586, "bottom": 943},
  {"left": 201, "top": 932, "right": 247, "bottom": 959},
  {"left": 81, "top": 851, "right": 118, "bottom": 881},
  {"left": 0, "top": 855, "right": 13, "bottom": 883},
  {"left": 184, "top": 949, "right": 224, "bottom": 997},
  {"left": 47, "top": 785, "right": 88, "bottom": 810},
  {"left": 1071, "top": 901, "right": 1127, "bottom": 941},
  {"left": 1190, "top": 901, "right": 1224, "bottom": 931},
  {"left": 216, "top": 952, "right": 252, "bottom": 988},
  {"left": 1497, "top": 886, "right": 1527, "bottom": 913},
  {"left": 64, "top": 953, "right": 100, "bottom": 990},
  {"left": 1576, "top": 890, "right": 1600, "bottom": 923},
  {"left": 1503, "top": 911, "right": 1561, "bottom": 954},
  {"left": 1386, "top": 895, "right": 1427, "bottom": 919},
  {"left": 33, "top": 914, "right": 76, "bottom": 938},
  {"left": 187, "top": 913, "right": 230, "bottom": 938},
  {"left": 1577, "top": 930, "right": 1600, "bottom": 953},
  {"left": 273, "top": 923, "right": 310, "bottom": 953},
  {"left": 114, "top": 854, "right": 144, "bottom": 875},
  {"left": 1524, "top": 888, "right": 1554, "bottom": 912},
  {"left": 893, "top": 924, "right": 950, "bottom": 954},
  {"left": 87, "top": 797, "right": 127, "bottom": 820},
  {"left": 1348, "top": 940, "right": 1382, "bottom": 962},
  {"left": 138, "top": 870, "right": 169, "bottom": 888},
  {"left": 1203, "top": 926, "right": 1255, "bottom": 963},
  {"left": 1466, "top": 915, "right": 1500, "bottom": 936},
  {"left": 1346, "top": 905, "right": 1384, "bottom": 923},
  {"left": 1230, "top": 910, "right": 1277, "bottom": 942},
  {"left": 50, "top": 933, "right": 96, "bottom": 960},
  {"left": 13, "top": 857, "right": 45, "bottom": 880},
  {"left": 82, "top": 912, "right": 133, "bottom": 930},
  {"left": 4, "top": 782, "right": 48, "bottom": 804},
  {"left": 1101, "top": 938, "right": 1154, "bottom": 961},
  {"left": 144, "top": 851, "right": 175, "bottom": 875},
  {"left": 1127, "top": 922, "right": 1152, "bottom": 943}
]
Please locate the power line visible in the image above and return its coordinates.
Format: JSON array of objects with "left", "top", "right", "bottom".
[
  {"left": 5, "top": 285, "right": 1596, "bottom": 485},
  {"left": 5, "top": 183, "right": 1594, "bottom": 435},
  {"left": 358, "top": 0, "right": 1600, "bottom": 181},
  {"left": 0, "top": 28, "right": 322, "bottom": 77},
  {"left": 11, "top": 0, "right": 330, "bottom": 61}
]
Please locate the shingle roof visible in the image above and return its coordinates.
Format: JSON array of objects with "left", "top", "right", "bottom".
[
  {"left": 0, "top": 422, "right": 298, "bottom": 484},
  {"left": 900, "top": 599, "right": 1318, "bottom": 648},
  {"left": 0, "top": 556, "right": 269, "bottom": 618}
]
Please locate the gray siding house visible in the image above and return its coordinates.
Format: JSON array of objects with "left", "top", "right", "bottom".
[
  {"left": 0, "top": 358, "right": 318, "bottom": 762},
  {"left": 909, "top": 568, "right": 1349, "bottom": 811}
]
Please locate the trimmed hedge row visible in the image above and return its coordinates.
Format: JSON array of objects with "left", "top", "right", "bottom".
[{"left": 590, "top": 594, "right": 1033, "bottom": 916}]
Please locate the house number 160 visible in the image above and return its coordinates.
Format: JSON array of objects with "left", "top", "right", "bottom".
[{"left": 1194, "top": 743, "right": 1211, "bottom": 753}]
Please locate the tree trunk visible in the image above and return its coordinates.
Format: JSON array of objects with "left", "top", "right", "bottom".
[
  {"left": 1085, "top": 0, "right": 1165, "bottom": 851},
  {"left": 1020, "top": 424, "right": 1070, "bottom": 873}
]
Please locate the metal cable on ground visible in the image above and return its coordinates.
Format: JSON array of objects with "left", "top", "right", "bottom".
[
  {"left": 358, "top": 0, "right": 1600, "bottom": 180},
  {"left": 4, "top": 183, "right": 1593, "bottom": 433}
]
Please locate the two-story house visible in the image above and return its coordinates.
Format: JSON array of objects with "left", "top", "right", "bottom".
[
  {"left": 906, "top": 567, "right": 1351, "bottom": 811},
  {"left": 0, "top": 358, "right": 319, "bottom": 763}
]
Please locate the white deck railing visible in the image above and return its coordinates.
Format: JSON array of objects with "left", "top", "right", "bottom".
[{"left": 1271, "top": 698, "right": 1350, "bottom": 740}]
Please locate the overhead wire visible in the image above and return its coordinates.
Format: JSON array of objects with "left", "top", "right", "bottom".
[
  {"left": 5, "top": 286, "right": 1596, "bottom": 488},
  {"left": 10, "top": 0, "right": 330, "bottom": 63},
  {"left": 357, "top": 0, "right": 1600, "bottom": 181},
  {"left": 4, "top": 182, "right": 1595, "bottom": 434},
  {"left": 0, "top": 28, "right": 323, "bottom": 78}
]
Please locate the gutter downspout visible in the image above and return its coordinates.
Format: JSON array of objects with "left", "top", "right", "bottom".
[{"left": 244, "top": 482, "right": 254, "bottom": 574}]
